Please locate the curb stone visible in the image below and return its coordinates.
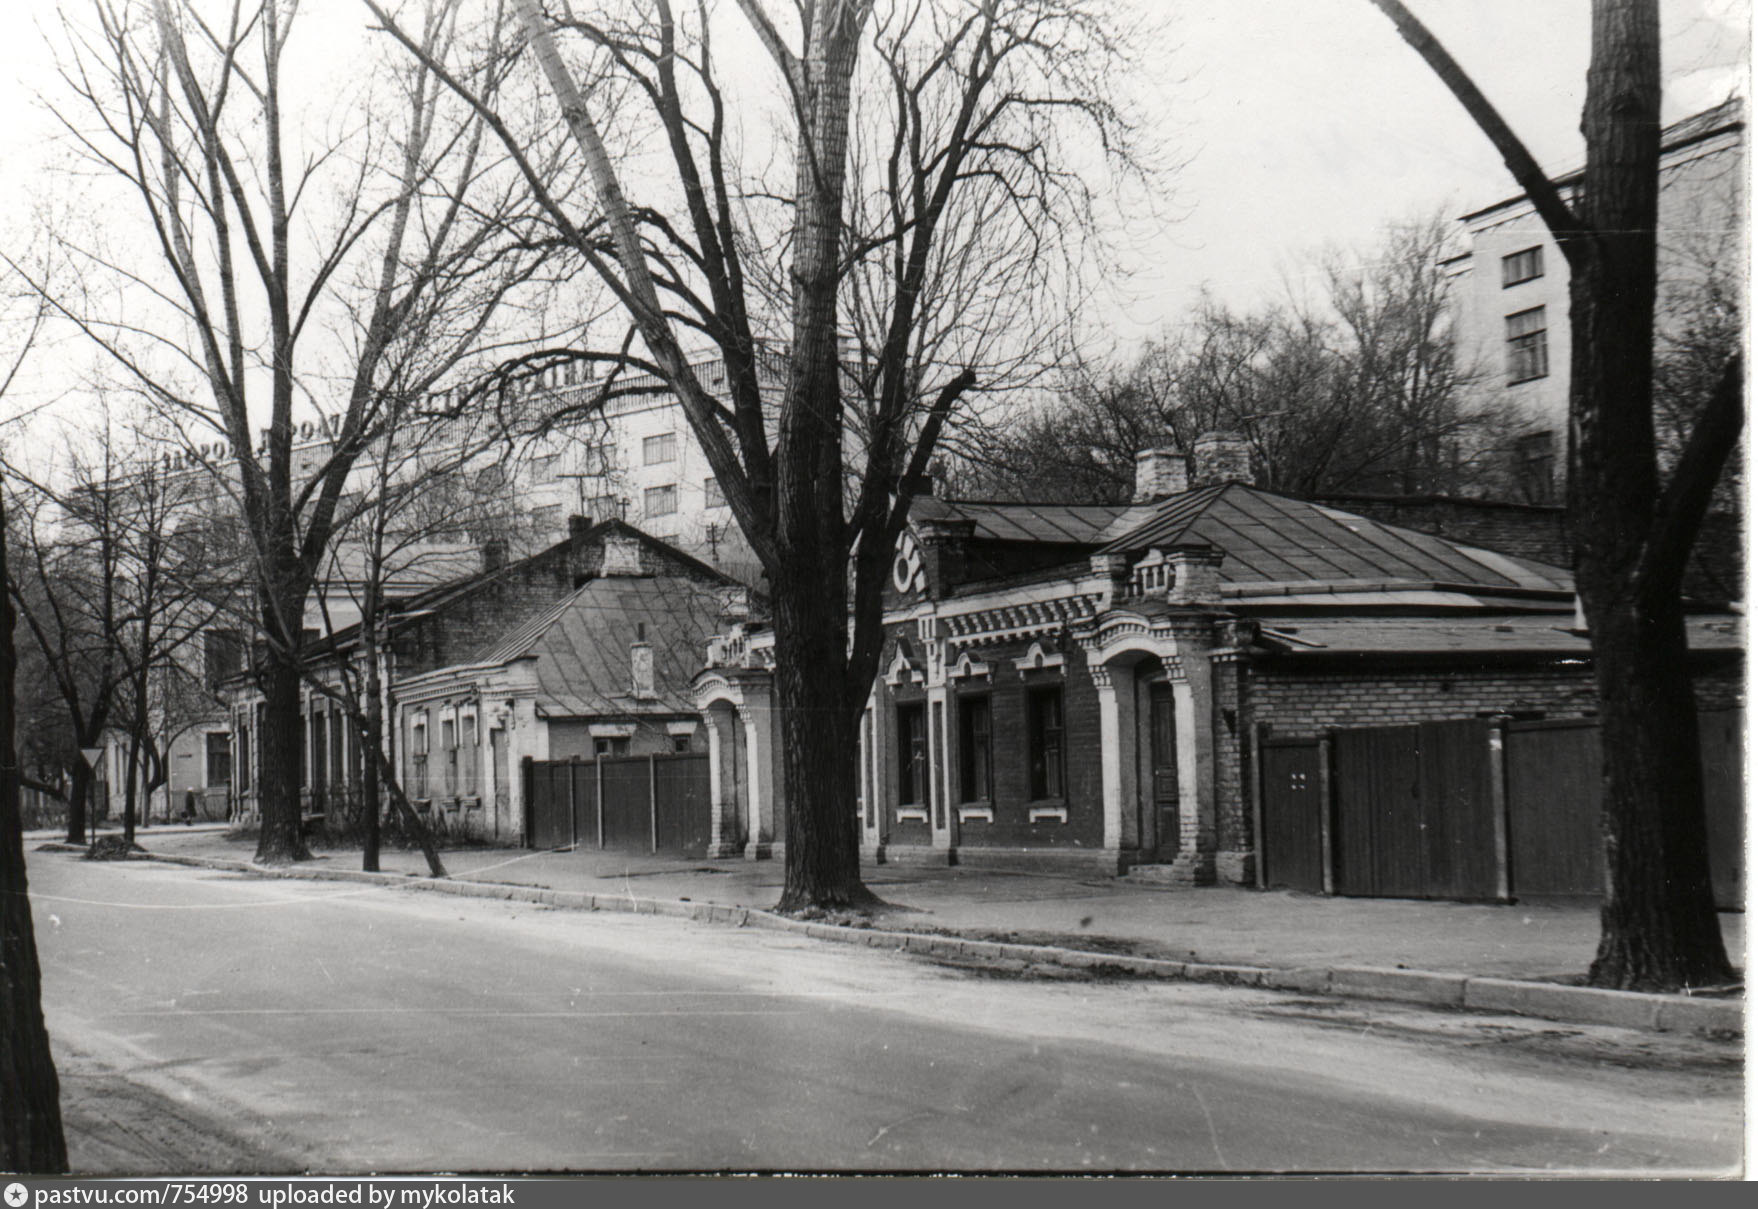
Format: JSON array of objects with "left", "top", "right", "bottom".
[{"left": 113, "top": 847, "right": 1742, "bottom": 1038}]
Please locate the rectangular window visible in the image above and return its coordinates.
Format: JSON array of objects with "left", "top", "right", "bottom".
[
  {"left": 441, "top": 718, "right": 457, "bottom": 796},
  {"left": 643, "top": 432, "right": 678, "bottom": 465},
  {"left": 460, "top": 714, "right": 478, "bottom": 798},
  {"left": 206, "top": 732, "right": 232, "bottom": 786},
  {"left": 203, "top": 628, "right": 241, "bottom": 690},
  {"left": 671, "top": 734, "right": 693, "bottom": 753},
  {"left": 1513, "top": 430, "right": 1557, "bottom": 504},
  {"left": 235, "top": 725, "right": 251, "bottom": 792},
  {"left": 594, "top": 737, "right": 630, "bottom": 758},
  {"left": 411, "top": 715, "right": 428, "bottom": 799},
  {"left": 588, "top": 494, "right": 625, "bottom": 522},
  {"left": 704, "top": 476, "right": 725, "bottom": 508},
  {"left": 644, "top": 484, "right": 678, "bottom": 518},
  {"left": 1505, "top": 306, "right": 1549, "bottom": 384},
  {"left": 958, "top": 696, "right": 992, "bottom": 803},
  {"left": 1501, "top": 245, "right": 1544, "bottom": 287},
  {"left": 897, "top": 703, "right": 928, "bottom": 806},
  {"left": 1027, "top": 687, "right": 1065, "bottom": 800},
  {"left": 530, "top": 503, "right": 562, "bottom": 532}
]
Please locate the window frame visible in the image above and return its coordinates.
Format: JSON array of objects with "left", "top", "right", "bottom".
[
  {"left": 957, "top": 694, "right": 993, "bottom": 805},
  {"left": 1026, "top": 686, "right": 1065, "bottom": 801},
  {"left": 643, "top": 483, "right": 678, "bottom": 519},
  {"left": 896, "top": 702, "right": 928, "bottom": 807},
  {"left": 1501, "top": 245, "right": 1544, "bottom": 288},
  {"left": 1505, "top": 306, "right": 1549, "bottom": 384},
  {"left": 642, "top": 432, "right": 679, "bottom": 466}
]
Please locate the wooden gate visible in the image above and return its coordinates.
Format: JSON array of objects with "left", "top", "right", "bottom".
[
  {"left": 1259, "top": 737, "right": 1324, "bottom": 892},
  {"left": 1332, "top": 720, "right": 1497, "bottom": 900},
  {"left": 524, "top": 752, "right": 710, "bottom": 857},
  {"left": 1507, "top": 708, "right": 1744, "bottom": 908}
]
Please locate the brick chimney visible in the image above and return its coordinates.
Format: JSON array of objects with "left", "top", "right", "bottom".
[
  {"left": 916, "top": 517, "right": 975, "bottom": 598},
  {"left": 1133, "top": 448, "right": 1190, "bottom": 503},
  {"left": 1191, "top": 432, "right": 1253, "bottom": 487},
  {"left": 479, "top": 537, "right": 508, "bottom": 574},
  {"left": 1167, "top": 544, "right": 1225, "bottom": 606}
]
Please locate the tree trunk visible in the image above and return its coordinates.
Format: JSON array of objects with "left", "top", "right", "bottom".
[
  {"left": 122, "top": 732, "right": 139, "bottom": 847},
  {"left": 253, "top": 653, "right": 310, "bottom": 864},
  {"left": 0, "top": 499, "right": 70, "bottom": 1172},
  {"left": 773, "top": 563, "right": 874, "bottom": 913},
  {"left": 362, "top": 691, "right": 382, "bottom": 874},
  {"left": 1571, "top": 0, "right": 1732, "bottom": 990}
]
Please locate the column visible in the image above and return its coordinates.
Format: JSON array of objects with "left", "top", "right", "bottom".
[
  {"left": 742, "top": 682, "right": 779, "bottom": 860},
  {"left": 928, "top": 685, "right": 952, "bottom": 855},
  {"left": 1091, "top": 664, "right": 1139, "bottom": 862},
  {"left": 704, "top": 702, "right": 742, "bottom": 859},
  {"left": 1169, "top": 622, "right": 1218, "bottom": 885}
]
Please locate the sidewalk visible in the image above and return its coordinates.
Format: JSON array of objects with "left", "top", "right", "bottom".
[{"left": 51, "top": 825, "right": 1745, "bottom": 1034}]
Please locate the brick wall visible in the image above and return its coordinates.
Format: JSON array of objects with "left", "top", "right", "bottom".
[{"left": 1313, "top": 495, "right": 1571, "bottom": 567}]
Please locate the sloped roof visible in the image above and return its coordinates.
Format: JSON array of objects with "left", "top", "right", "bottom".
[
  {"left": 911, "top": 495, "right": 1150, "bottom": 545},
  {"left": 1255, "top": 613, "right": 1742, "bottom": 659},
  {"left": 459, "top": 573, "right": 727, "bottom": 717},
  {"left": 1097, "top": 483, "right": 1573, "bottom": 597}
]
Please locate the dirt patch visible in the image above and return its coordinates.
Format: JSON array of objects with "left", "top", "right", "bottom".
[
  {"left": 84, "top": 837, "right": 149, "bottom": 861},
  {"left": 921, "top": 953, "right": 1145, "bottom": 983}
]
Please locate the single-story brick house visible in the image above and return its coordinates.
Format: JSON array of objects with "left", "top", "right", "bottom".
[{"left": 696, "top": 435, "right": 1743, "bottom": 898}]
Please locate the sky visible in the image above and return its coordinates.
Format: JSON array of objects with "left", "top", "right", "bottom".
[{"left": 0, "top": 0, "right": 1747, "bottom": 422}]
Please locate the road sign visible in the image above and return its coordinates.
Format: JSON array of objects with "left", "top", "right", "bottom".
[{"left": 79, "top": 747, "right": 104, "bottom": 767}]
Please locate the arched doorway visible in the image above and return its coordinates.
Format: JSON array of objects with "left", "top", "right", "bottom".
[{"left": 1137, "top": 659, "right": 1181, "bottom": 862}]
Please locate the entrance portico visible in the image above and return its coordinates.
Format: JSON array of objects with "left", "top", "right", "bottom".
[{"left": 693, "top": 657, "right": 786, "bottom": 861}]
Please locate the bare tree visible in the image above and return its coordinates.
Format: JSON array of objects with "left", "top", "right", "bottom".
[
  {"left": 0, "top": 270, "right": 68, "bottom": 1175},
  {"left": 33, "top": 0, "right": 571, "bottom": 864},
  {"left": 1371, "top": 0, "right": 1738, "bottom": 990},
  {"left": 962, "top": 216, "right": 1507, "bottom": 503},
  {"left": 368, "top": 0, "right": 1154, "bottom": 908}
]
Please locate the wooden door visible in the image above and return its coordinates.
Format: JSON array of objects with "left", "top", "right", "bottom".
[
  {"left": 1148, "top": 682, "right": 1180, "bottom": 860},
  {"left": 1261, "top": 740, "right": 1324, "bottom": 892}
]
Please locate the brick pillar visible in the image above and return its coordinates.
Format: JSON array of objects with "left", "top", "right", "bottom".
[
  {"left": 1168, "top": 618, "right": 1219, "bottom": 885},
  {"left": 1091, "top": 663, "right": 1139, "bottom": 867}
]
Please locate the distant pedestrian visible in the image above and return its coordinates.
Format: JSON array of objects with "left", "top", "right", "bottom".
[{"left": 182, "top": 788, "right": 197, "bottom": 825}]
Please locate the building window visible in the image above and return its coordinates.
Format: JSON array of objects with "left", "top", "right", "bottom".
[
  {"left": 958, "top": 696, "right": 992, "bottom": 804},
  {"left": 897, "top": 703, "right": 928, "bottom": 806},
  {"left": 588, "top": 494, "right": 626, "bottom": 522},
  {"left": 529, "top": 453, "right": 561, "bottom": 481},
  {"left": 671, "top": 734, "right": 692, "bottom": 753},
  {"left": 1501, "top": 245, "right": 1544, "bottom": 287},
  {"left": 201, "top": 731, "right": 231, "bottom": 788},
  {"left": 460, "top": 714, "right": 478, "bottom": 798},
  {"left": 441, "top": 718, "right": 457, "bottom": 796},
  {"left": 643, "top": 432, "right": 678, "bottom": 465},
  {"left": 203, "top": 628, "right": 241, "bottom": 690},
  {"left": 644, "top": 484, "right": 678, "bottom": 518},
  {"left": 594, "top": 736, "right": 630, "bottom": 758},
  {"left": 704, "top": 476, "right": 725, "bottom": 509},
  {"left": 1513, "top": 430, "right": 1557, "bottom": 504},
  {"left": 531, "top": 503, "right": 562, "bottom": 532},
  {"left": 235, "top": 725, "right": 251, "bottom": 792},
  {"left": 1505, "top": 307, "right": 1549, "bottom": 384},
  {"left": 411, "top": 715, "right": 428, "bottom": 799},
  {"left": 1027, "top": 686, "right": 1065, "bottom": 800}
]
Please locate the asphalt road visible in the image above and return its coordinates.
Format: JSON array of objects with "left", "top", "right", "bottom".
[{"left": 26, "top": 851, "right": 1743, "bottom": 1175}]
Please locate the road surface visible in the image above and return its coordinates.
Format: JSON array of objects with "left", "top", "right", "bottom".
[{"left": 26, "top": 851, "right": 1743, "bottom": 1175}]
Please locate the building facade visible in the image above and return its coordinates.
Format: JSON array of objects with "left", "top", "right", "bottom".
[{"left": 1443, "top": 98, "right": 1745, "bottom": 503}]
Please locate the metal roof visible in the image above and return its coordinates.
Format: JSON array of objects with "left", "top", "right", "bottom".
[
  {"left": 1097, "top": 483, "right": 1573, "bottom": 596},
  {"left": 1255, "top": 613, "right": 1743, "bottom": 658},
  {"left": 912, "top": 495, "right": 1146, "bottom": 545},
  {"left": 461, "top": 573, "right": 727, "bottom": 718}
]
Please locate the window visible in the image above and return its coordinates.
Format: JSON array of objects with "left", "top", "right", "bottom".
[
  {"left": 671, "top": 734, "right": 693, "bottom": 753},
  {"left": 529, "top": 453, "right": 561, "bottom": 481},
  {"left": 644, "top": 484, "right": 678, "bottom": 518},
  {"left": 206, "top": 732, "right": 232, "bottom": 786},
  {"left": 203, "top": 628, "right": 241, "bottom": 690},
  {"left": 958, "top": 696, "right": 992, "bottom": 803},
  {"left": 1027, "top": 687, "right": 1065, "bottom": 800},
  {"left": 897, "top": 704, "right": 928, "bottom": 806},
  {"left": 589, "top": 494, "right": 626, "bottom": 522},
  {"left": 441, "top": 718, "right": 457, "bottom": 796},
  {"left": 411, "top": 715, "right": 428, "bottom": 799},
  {"left": 643, "top": 432, "right": 678, "bottom": 465},
  {"left": 704, "top": 476, "right": 725, "bottom": 508},
  {"left": 460, "top": 714, "right": 478, "bottom": 798},
  {"left": 1513, "top": 430, "right": 1557, "bottom": 504},
  {"left": 594, "top": 737, "right": 630, "bottom": 758},
  {"left": 1501, "top": 245, "right": 1544, "bottom": 287},
  {"left": 1505, "top": 307, "right": 1549, "bottom": 384},
  {"left": 531, "top": 503, "right": 562, "bottom": 532},
  {"left": 235, "top": 725, "right": 251, "bottom": 792}
]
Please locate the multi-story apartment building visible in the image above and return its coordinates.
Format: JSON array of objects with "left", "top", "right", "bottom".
[{"left": 1442, "top": 98, "right": 1744, "bottom": 503}]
